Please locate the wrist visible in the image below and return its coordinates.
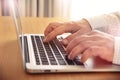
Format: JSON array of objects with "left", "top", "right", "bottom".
[{"left": 77, "top": 18, "right": 92, "bottom": 31}]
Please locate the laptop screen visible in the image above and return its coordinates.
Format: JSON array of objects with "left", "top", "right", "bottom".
[
  {"left": 10, "top": 0, "right": 24, "bottom": 51},
  {"left": 10, "top": 0, "right": 22, "bottom": 36}
]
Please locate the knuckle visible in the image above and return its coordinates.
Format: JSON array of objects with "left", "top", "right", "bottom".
[
  {"left": 88, "top": 47, "right": 95, "bottom": 53},
  {"left": 48, "top": 23, "right": 54, "bottom": 27},
  {"left": 65, "top": 22, "right": 72, "bottom": 26},
  {"left": 81, "top": 35, "right": 88, "bottom": 38},
  {"left": 79, "top": 42, "right": 86, "bottom": 48},
  {"left": 71, "top": 48, "right": 77, "bottom": 54},
  {"left": 49, "top": 22, "right": 57, "bottom": 25},
  {"left": 65, "top": 21, "right": 76, "bottom": 28},
  {"left": 48, "top": 22, "right": 60, "bottom": 27},
  {"left": 71, "top": 47, "right": 80, "bottom": 55},
  {"left": 52, "top": 29, "right": 58, "bottom": 35},
  {"left": 66, "top": 37, "right": 73, "bottom": 43},
  {"left": 73, "top": 37, "right": 80, "bottom": 43},
  {"left": 72, "top": 46, "right": 80, "bottom": 53}
]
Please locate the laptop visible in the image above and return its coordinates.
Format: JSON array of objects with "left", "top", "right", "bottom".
[{"left": 10, "top": 1, "right": 120, "bottom": 73}]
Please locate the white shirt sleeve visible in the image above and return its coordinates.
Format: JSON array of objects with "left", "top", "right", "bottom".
[
  {"left": 85, "top": 12, "right": 120, "bottom": 65},
  {"left": 113, "top": 37, "right": 120, "bottom": 65},
  {"left": 86, "top": 12, "right": 120, "bottom": 36}
]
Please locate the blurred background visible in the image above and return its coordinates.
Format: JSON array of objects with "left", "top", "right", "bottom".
[{"left": 0, "top": 0, "right": 120, "bottom": 20}]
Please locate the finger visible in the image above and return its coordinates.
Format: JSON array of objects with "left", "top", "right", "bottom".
[
  {"left": 61, "top": 33, "right": 79, "bottom": 46},
  {"left": 67, "top": 41, "right": 93, "bottom": 60},
  {"left": 44, "top": 22, "right": 62, "bottom": 36},
  {"left": 66, "top": 34, "right": 104, "bottom": 51},
  {"left": 81, "top": 46, "right": 99, "bottom": 62},
  {"left": 62, "top": 29, "right": 91, "bottom": 45},
  {"left": 44, "top": 22, "right": 79, "bottom": 42},
  {"left": 67, "top": 40, "right": 100, "bottom": 60},
  {"left": 80, "top": 47, "right": 94, "bottom": 63},
  {"left": 61, "top": 30, "right": 83, "bottom": 45},
  {"left": 44, "top": 26, "right": 66, "bottom": 42},
  {"left": 44, "top": 21, "right": 76, "bottom": 36},
  {"left": 66, "top": 35, "right": 89, "bottom": 53}
]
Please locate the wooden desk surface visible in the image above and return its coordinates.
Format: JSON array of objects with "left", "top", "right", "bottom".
[{"left": 0, "top": 17, "right": 120, "bottom": 80}]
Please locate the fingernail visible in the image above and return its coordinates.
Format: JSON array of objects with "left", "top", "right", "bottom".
[
  {"left": 43, "top": 37, "right": 47, "bottom": 42},
  {"left": 68, "top": 55, "right": 72, "bottom": 60},
  {"left": 62, "top": 39, "right": 68, "bottom": 45}
]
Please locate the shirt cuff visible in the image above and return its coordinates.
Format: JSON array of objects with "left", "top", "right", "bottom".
[
  {"left": 113, "top": 37, "right": 120, "bottom": 65},
  {"left": 85, "top": 15, "right": 108, "bottom": 30}
]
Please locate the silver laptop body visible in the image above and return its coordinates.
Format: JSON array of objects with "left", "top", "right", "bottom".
[{"left": 10, "top": 0, "right": 120, "bottom": 73}]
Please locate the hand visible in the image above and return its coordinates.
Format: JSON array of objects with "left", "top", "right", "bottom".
[
  {"left": 66, "top": 30, "right": 114, "bottom": 63},
  {"left": 44, "top": 19, "right": 92, "bottom": 46}
]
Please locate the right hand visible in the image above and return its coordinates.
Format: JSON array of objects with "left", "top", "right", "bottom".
[{"left": 44, "top": 19, "right": 92, "bottom": 46}]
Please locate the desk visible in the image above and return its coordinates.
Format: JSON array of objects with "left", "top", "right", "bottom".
[{"left": 0, "top": 17, "right": 120, "bottom": 80}]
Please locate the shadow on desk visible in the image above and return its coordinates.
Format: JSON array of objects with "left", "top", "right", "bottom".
[{"left": 0, "top": 40, "right": 24, "bottom": 80}]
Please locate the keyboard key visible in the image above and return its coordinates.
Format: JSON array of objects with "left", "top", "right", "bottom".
[
  {"left": 31, "top": 36, "right": 40, "bottom": 65},
  {"left": 31, "top": 35, "right": 83, "bottom": 66},
  {"left": 35, "top": 36, "right": 49, "bottom": 65},
  {"left": 73, "top": 57, "right": 83, "bottom": 65},
  {"left": 49, "top": 40, "right": 67, "bottom": 65},
  {"left": 21, "top": 36, "right": 30, "bottom": 63},
  {"left": 65, "top": 56, "right": 75, "bottom": 65},
  {"left": 58, "top": 60, "right": 66, "bottom": 65}
]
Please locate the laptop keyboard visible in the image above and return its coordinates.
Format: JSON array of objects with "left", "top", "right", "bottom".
[{"left": 27, "top": 35, "right": 83, "bottom": 65}]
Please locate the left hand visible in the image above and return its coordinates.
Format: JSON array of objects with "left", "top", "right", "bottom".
[{"left": 66, "top": 30, "right": 114, "bottom": 63}]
